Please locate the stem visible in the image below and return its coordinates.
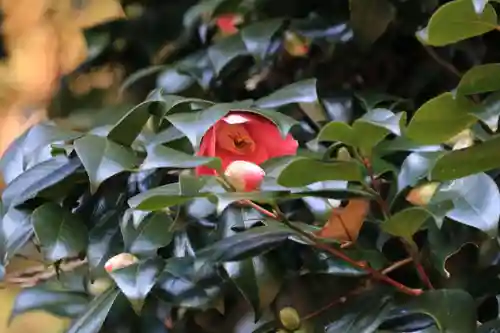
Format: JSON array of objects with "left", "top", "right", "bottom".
[
  {"left": 244, "top": 200, "right": 421, "bottom": 295},
  {"left": 360, "top": 155, "right": 433, "bottom": 290},
  {"left": 291, "top": 223, "right": 422, "bottom": 296}
]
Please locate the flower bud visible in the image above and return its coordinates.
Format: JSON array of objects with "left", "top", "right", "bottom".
[
  {"left": 224, "top": 160, "right": 265, "bottom": 192},
  {"left": 406, "top": 182, "right": 440, "bottom": 206},
  {"left": 104, "top": 253, "right": 138, "bottom": 273},
  {"left": 279, "top": 307, "right": 301, "bottom": 331}
]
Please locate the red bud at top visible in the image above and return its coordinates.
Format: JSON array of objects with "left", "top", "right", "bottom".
[
  {"left": 104, "top": 253, "right": 138, "bottom": 273},
  {"left": 224, "top": 160, "right": 265, "bottom": 192}
]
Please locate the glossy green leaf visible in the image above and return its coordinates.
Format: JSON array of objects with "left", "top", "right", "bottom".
[
  {"left": 10, "top": 286, "right": 88, "bottom": 321},
  {"left": 165, "top": 100, "right": 253, "bottom": 147},
  {"left": 121, "top": 210, "right": 175, "bottom": 256},
  {"left": 417, "top": 0, "right": 497, "bottom": 46},
  {"left": 87, "top": 209, "right": 124, "bottom": 275},
  {"left": 406, "top": 289, "right": 476, "bottom": 333},
  {"left": 473, "top": 0, "right": 489, "bottom": 13},
  {"left": 156, "top": 257, "right": 223, "bottom": 309},
  {"left": 74, "top": 135, "right": 138, "bottom": 192},
  {"left": 398, "top": 151, "right": 443, "bottom": 191},
  {"left": 250, "top": 108, "right": 299, "bottom": 138},
  {"left": 66, "top": 287, "right": 121, "bottom": 333},
  {"left": 431, "top": 173, "right": 500, "bottom": 236},
  {"left": 406, "top": 93, "right": 477, "bottom": 144},
  {"left": 255, "top": 79, "right": 318, "bottom": 109},
  {"left": 220, "top": 208, "right": 282, "bottom": 319},
  {"left": 473, "top": 91, "right": 500, "bottom": 131},
  {"left": 382, "top": 207, "right": 432, "bottom": 242},
  {"left": 325, "top": 287, "right": 394, "bottom": 332},
  {"left": 349, "top": 0, "right": 396, "bottom": 46},
  {"left": 431, "top": 135, "right": 500, "bottom": 180},
  {"left": 141, "top": 144, "right": 220, "bottom": 171},
  {"left": 197, "top": 224, "right": 296, "bottom": 262},
  {"left": 32, "top": 203, "right": 88, "bottom": 262},
  {"left": 0, "top": 208, "right": 33, "bottom": 264},
  {"left": 319, "top": 109, "right": 405, "bottom": 151},
  {"left": 457, "top": 63, "right": 500, "bottom": 95},
  {"left": 208, "top": 34, "right": 249, "bottom": 74},
  {"left": 2, "top": 156, "right": 81, "bottom": 207},
  {"left": 128, "top": 182, "right": 207, "bottom": 211},
  {"left": 241, "top": 19, "right": 284, "bottom": 61},
  {"left": 277, "top": 157, "right": 364, "bottom": 187},
  {"left": 107, "top": 258, "right": 164, "bottom": 314}
]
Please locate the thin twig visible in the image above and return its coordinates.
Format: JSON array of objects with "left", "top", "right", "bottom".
[
  {"left": 381, "top": 257, "right": 413, "bottom": 275},
  {"left": 302, "top": 257, "right": 415, "bottom": 320},
  {"left": 360, "top": 155, "right": 434, "bottom": 290},
  {"left": 301, "top": 285, "right": 368, "bottom": 321},
  {"left": 423, "top": 45, "right": 461, "bottom": 78},
  {"left": 243, "top": 200, "right": 422, "bottom": 296},
  {"left": 4, "top": 258, "right": 88, "bottom": 288}
]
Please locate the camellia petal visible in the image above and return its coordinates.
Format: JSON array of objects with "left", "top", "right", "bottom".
[{"left": 196, "top": 111, "right": 298, "bottom": 176}]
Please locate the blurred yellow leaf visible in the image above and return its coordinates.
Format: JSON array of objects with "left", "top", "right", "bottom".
[{"left": 317, "top": 199, "right": 370, "bottom": 241}]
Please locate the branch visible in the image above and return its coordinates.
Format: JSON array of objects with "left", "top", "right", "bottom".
[{"left": 361, "top": 156, "right": 434, "bottom": 290}]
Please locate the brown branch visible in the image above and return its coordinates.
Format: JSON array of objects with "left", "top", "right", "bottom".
[
  {"left": 360, "top": 156, "right": 434, "bottom": 290},
  {"left": 4, "top": 258, "right": 88, "bottom": 288},
  {"left": 302, "top": 257, "right": 415, "bottom": 320}
]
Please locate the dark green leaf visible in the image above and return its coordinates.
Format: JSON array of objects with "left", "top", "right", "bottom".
[
  {"left": 197, "top": 224, "right": 296, "bottom": 262},
  {"left": 208, "top": 34, "right": 249, "bottom": 74},
  {"left": 32, "top": 203, "right": 88, "bottom": 262},
  {"left": 241, "top": 19, "right": 284, "bottom": 61},
  {"left": 255, "top": 79, "right": 318, "bottom": 109},
  {"left": 457, "top": 63, "right": 500, "bottom": 95},
  {"left": 431, "top": 135, "right": 500, "bottom": 180},
  {"left": 325, "top": 287, "right": 394, "bottom": 333},
  {"left": 382, "top": 207, "right": 432, "bottom": 242},
  {"left": 406, "top": 93, "right": 477, "bottom": 145},
  {"left": 406, "top": 289, "right": 476, "bottom": 333},
  {"left": 74, "top": 135, "right": 138, "bottom": 192},
  {"left": 398, "top": 152, "right": 443, "bottom": 191},
  {"left": 66, "top": 287, "right": 120, "bottom": 333},
  {"left": 108, "top": 258, "right": 164, "bottom": 314},
  {"left": 128, "top": 182, "right": 207, "bottom": 211},
  {"left": 10, "top": 286, "right": 88, "bottom": 321},
  {"left": 277, "top": 157, "right": 364, "bottom": 187},
  {"left": 0, "top": 208, "right": 33, "bottom": 264},
  {"left": 350, "top": 0, "right": 396, "bottom": 46},
  {"left": 121, "top": 210, "right": 175, "bottom": 256},
  {"left": 87, "top": 210, "right": 124, "bottom": 275},
  {"left": 2, "top": 156, "right": 81, "bottom": 207},
  {"left": 318, "top": 109, "right": 405, "bottom": 151},
  {"left": 220, "top": 208, "right": 282, "bottom": 319},
  {"left": 473, "top": 91, "right": 500, "bottom": 131},
  {"left": 165, "top": 100, "right": 253, "bottom": 147},
  {"left": 417, "top": 0, "right": 497, "bottom": 46},
  {"left": 141, "top": 144, "right": 220, "bottom": 171}
]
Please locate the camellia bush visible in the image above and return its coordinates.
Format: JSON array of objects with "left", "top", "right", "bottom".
[{"left": 5, "top": 0, "right": 500, "bottom": 332}]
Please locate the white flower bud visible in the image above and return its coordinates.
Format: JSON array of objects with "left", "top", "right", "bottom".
[{"left": 224, "top": 160, "right": 265, "bottom": 192}]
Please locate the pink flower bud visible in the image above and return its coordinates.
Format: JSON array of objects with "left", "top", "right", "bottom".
[
  {"left": 224, "top": 160, "right": 265, "bottom": 192},
  {"left": 104, "top": 253, "right": 138, "bottom": 272}
]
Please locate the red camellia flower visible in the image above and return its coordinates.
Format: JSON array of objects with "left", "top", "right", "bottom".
[
  {"left": 196, "top": 112, "right": 298, "bottom": 176},
  {"left": 215, "top": 14, "right": 242, "bottom": 35}
]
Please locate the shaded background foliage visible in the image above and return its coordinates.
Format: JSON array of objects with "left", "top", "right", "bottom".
[{"left": 2, "top": 0, "right": 500, "bottom": 332}]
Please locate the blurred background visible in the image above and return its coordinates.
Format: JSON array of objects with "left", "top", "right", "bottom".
[{"left": 0, "top": 0, "right": 125, "bottom": 331}]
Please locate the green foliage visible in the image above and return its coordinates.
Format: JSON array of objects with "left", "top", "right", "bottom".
[{"left": 4, "top": 0, "right": 500, "bottom": 332}]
